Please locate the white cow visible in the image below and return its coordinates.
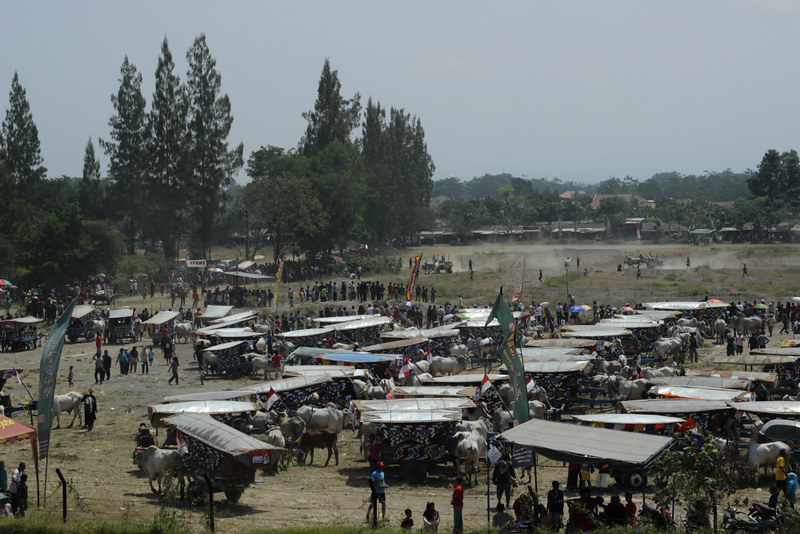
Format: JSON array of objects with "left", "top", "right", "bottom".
[
  {"left": 743, "top": 436, "right": 791, "bottom": 485},
  {"left": 430, "top": 355, "right": 468, "bottom": 376},
  {"left": 528, "top": 400, "right": 547, "bottom": 419},
  {"left": 641, "top": 366, "right": 677, "bottom": 380},
  {"left": 263, "top": 426, "right": 288, "bottom": 470},
  {"left": 52, "top": 391, "right": 83, "bottom": 428},
  {"left": 449, "top": 430, "right": 487, "bottom": 486},
  {"left": 246, "top": 354, "right": 273, "bottom": 380},
  {"left": 140, "top": 446, "right": 183, "bottom": 494},
  {"left": 455, "top": 419, "right": 491, "bottom": 440},
  {"left": 295, "top": 403, "right": 347, "bottom": 433},
  {"left": 174, "top": 321, "right": 193, "bottom": 343}
]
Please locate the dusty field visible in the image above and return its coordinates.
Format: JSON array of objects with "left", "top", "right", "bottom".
[{"left": 3, "top": 240, "right": 800, "bottom": 532}]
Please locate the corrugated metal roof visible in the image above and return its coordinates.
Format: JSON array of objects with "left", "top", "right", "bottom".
[{"left": 165, "top": 413, "right": 274, "bottom": 455}]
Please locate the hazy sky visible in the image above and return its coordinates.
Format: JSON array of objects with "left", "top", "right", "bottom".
[{"left": 2, "top": 1, "right": 799, "bottom": 185}]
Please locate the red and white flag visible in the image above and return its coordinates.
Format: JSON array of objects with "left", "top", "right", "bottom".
[
  {"left": 400, "top": 358, "right": 411, "bottom": 378},
  {"left": 264, "top": 387, "right": 279, "bottom": 410},
  {"left": 480, "top": 373, "right": 493, "bottom": 395},
  {"left": 426, "top": 346, "right": 433, "bottom": 364},
  {"left": 526, "top": 377, "right": 536, "bottom": 392}
]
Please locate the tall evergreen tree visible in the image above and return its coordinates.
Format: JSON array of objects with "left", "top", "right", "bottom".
[
  {"left": 185, "top": 34, "right": 243, "bottom": 258},
  {"left": 78, "top": 137, "right": 103, "bottom": 219},
  {"left": 148, "top": 37, "right": 190, "bottom": 262},
  {"left": 299, "top": 58, "right": 361, "bottom": 157},
  {"left": 2, "top": 72, "right": 47, "bottom": 201},
  {"left": 100, "top": 57, "right": 148, "bottom": 254}
]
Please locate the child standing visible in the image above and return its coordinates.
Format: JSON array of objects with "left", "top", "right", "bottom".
[{"left": 67, "top": 366, "right": 74, "bottom": 386}]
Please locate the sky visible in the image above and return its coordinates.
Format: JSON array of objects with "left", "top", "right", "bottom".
[{"left": 2, "top": 1, "right": 800, "bottom": 185}]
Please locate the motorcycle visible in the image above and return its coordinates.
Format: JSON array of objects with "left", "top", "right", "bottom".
[
  {"left": 640, "top": 502, "right": 675, "bottom": 531},
  {"left": 720, "top": 505, "right": 778, "bottom": 532},
  {"left": 680, "top": 505, "right": 706, "bottom": 533}
]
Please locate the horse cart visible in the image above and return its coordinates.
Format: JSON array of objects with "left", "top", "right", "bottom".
[
  {"left": 0, "top": 316, "right": 43, "bottom": 352},
  {"left": 108, "top": 309, "right": 137, "bottom": 344},
  {"left": 163, "top": 412, "right": 278, "bottom": 503},
  {"left": 67, "top": 304, "right": 96, "bottom": 343}
]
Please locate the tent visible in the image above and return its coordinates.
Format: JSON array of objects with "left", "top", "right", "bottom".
[{"left": 0, "top": 415, "right": 39, "bottom": 504}]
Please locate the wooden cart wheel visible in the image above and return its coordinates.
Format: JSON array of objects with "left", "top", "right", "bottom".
[
  {"left": 224, "top": 489, "right": 243, "bottom": 503},
  {"left": 403, "top": 461, "right": 428, "bottom": 484},
  {"left": 624, "top": 469, "right": 645, "bottom": 489}
]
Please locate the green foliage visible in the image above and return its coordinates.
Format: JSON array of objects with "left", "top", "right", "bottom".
[{"left": 2, "top": 72, "right": 47, "bottom": 202}]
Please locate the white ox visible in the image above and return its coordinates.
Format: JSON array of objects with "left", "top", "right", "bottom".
[
  {"left": 263, "top": 426, "right": 288, "bottom": 470},
  {"left": 449, "top": 430, "right": 487, "bottom": 486},
  {"left": 641, "top": 366, "right": 677, "bottom": 380},
  {"left": 174, "top": 321, "right": 193, "bottom": 343},
  {"left": 52, "top": 391, "right": 83, "bottom": 428},
  {"left": 295, "top": 403, "right": 347, "bottom": 433},
  {"left": 245, "top": 353, "right": 273, "bottom": 380},
  {"left": 652, "top": 336, "right": 683, "bottom": 359},
  {"left": 713, "top": 319, "right": 728, "bottom": 344},
  {"left": 743, "top": 436, "right": 791, "bottom": 485},
  {"left": 430, "top": 355, "right": 468, "bottom": 376},
  {"left": 88, "top": 319, "right": 106, "bottom": 338},
  {"left": 735, "top": 315, "right": 763, "bottom": 337},
  {"left": 140, "top": 445, "right": 183, "bottom": 494}
]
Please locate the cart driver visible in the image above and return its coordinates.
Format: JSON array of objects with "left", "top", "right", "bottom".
[{"left": 136, "top": 424, "right": 155, "bottom": 447}]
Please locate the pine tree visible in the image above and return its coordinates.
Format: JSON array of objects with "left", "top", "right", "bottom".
[
  {"left": 299, "top": 58, "right": 361, "bottom": 157},
  {"left": 100, "top": 57, "right": 148, "bottom": 254},
  {"left": 78, "top": 137, "right": 103, "bottom": 219},
  {"left": 2, "top": 72, "right": 47, "bottom": 201},
  {"left": 185, "top": 34, "right": 243, "bottom": 258},
  {"left": 148, "top": 37, "right": 190, "bottom": 262}
]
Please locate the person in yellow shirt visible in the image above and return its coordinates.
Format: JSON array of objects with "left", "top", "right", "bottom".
[{"left": 776, "top": 450, "right": 789, "bottom": 495}]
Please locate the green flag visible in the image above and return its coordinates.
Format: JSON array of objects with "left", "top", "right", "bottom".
[{"left": 485, "top": 289, "right": 529, "bottom": 424}]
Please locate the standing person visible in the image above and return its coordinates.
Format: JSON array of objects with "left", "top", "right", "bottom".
[
  {"left": 93, "top": 353, "right": 104, "bottom": 384},
  {"left": 147, "top": 346, "right": 155, "bottom": 374},
  {"left": 492, "top": 454, "right": 516, "bottom": 510},
  {"left": 451, "top": 476, "right": 464, "bottom": 534},
  {"left": 636, "top": 265, "right": 642, "bottom": 279},
  {"left": 130, "top": 346, "right": 139, "bottom": 373},
  {"left": 14, "top": 474, "right": 27, "bottom": 517},
  {"left": 141, "top": 346, "right": 150, "bottom": 375},
  {"left": 83, "top": 388, "right": 97, "bottom": 431},
  {"left": 366, "top": 461, "right": 388, "bottom": 522},
  {"left": 168, "top": 355, "right": 180, "bottom": 385},
  {"left": 8, "top": 463, "right": 24, "bottom": 513},
  {"left": 116, "top": 348, "right": 128, "bottom": 375},
  {"left": 271, "top": 352, "right": 282, "bottom": 379},
  {"left": 743, "top": 263, "right": 750, "bottom": 277},
  {"left": 468, "top": 259, "right": 473, "bottom": 280},
  {"left": 67, "top": 365, "right": 74, "bottom": 386},
  {"left": 624, "top": 492, "right": 637, "bottom": 526},
  {"left": 566, "top": 462, "right": 580, "bottom": 491},
  {"left": 538, "top": 269, "right": 543, "bottom": 282},
  {"left": 547, "top": 480, "right": 565, "bottom": 530},
  {"left": 688, "top": 335, "right": 698, "bottom": 363},
  {"left": 95, "top": 332, "right": 102, "bottom": 355},
  {"left": 102, "top": 349, "right": 112, "bottom": 381},
  {"left": 686, "top": 257, "right": 690, "bottom": 268},
  {"left": 787, "top": 472, "right": 798, "bottom": 508},
  {"left": 776, "top": 450, "right": 789, "bottom": 496}
]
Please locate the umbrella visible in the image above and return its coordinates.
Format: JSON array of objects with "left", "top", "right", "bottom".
[
  {"left": 538, "top": 301, "right": 550, "bottom": 308},
  {"left": 620, "top": 306, "right": 634, "bottom": 313},
  {"left": 208, "top": 268, "right": 223, "bottom": 273},
  {"left": 0, "top": 279, "right": 12, "bottom": 286},
  {"left": 404, "top": 301, "right": 414, "bottom": 307},
  {"left": 754, "top": 303, "right": 768, "bottom": 310},
  {"left": 706, "top": 298, "right": 725, "bottom": 304},
  {"left": 568, "top": 305, "right": 589, "bottom": 313}
]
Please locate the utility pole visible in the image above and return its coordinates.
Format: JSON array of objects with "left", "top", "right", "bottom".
[{"left": 564, "top": 258, "right": 572, "bottom": 309}]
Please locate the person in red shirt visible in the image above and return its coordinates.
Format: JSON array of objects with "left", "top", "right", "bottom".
[
  {"left": 625, "top": 492, "right": 637, "bottom": 526},
  {"left": 271, "top": 352, "right": 282, "bottom": 379},
  {"left": 95, "top": 334, "right": 102, "bottom": 353},
  {"left": 451, "top": 476, "right": 464, "bottom": 533},
  {"left": 567, "top": 488, "right": 596, "bottom": 532}
]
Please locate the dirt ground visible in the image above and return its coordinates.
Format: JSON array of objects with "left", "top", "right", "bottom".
[{"left": 2, "top": 241, "right": 800, "bottom": 532}]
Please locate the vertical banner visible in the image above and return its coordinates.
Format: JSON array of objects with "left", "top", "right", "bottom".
[
  {"left": 38, "top": 297, "right": 77, "bottom": 459},
  {"left": 485, "top": 289, "right": 529, "bottom": 424},
  {"left": 405, "top": 254, "right": 422, "bottom": 301},
  {"left": 274, "top": 260, "right": 285, "bottom": 307},
  {"left": 512, "top": 256, "right": 525, "bottom": 305}
]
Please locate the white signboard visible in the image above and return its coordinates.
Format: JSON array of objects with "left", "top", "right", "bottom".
[{"left": 186, "top": 259, "right": 207, "bottom": 268}]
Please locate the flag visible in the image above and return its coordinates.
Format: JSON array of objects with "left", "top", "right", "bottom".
[
  {"left": 480, "top": 373, "right": 493, "bottom": 394},
  {"left": 526, "top": 377, "right": 535, "bottom": 392},
  {"left": 38, "top": 297, "right": 77, "bottom": 459},
  {"left": 14, "top": 369, "right": 22, "bottom": 386},
  {"left": 264, "top": 387, "right": 279, "bottom": 410},
  {"left": 676, "top": 416, "right": 695, "bottom": 432},
  {"left": 426, "top": 346, "right": 433, "bottom": 364},
  {"left": 512, "top": 256, "right": 525, "bottom": 304},
  {"left": 400, "top": 358, "right": 411, "bottom": 378},
  {"left": 405, "top": 254, "right": 422, "bottom": 301},
  {"left": 486, "top": 289, "right": 529, "bottom": 424}
]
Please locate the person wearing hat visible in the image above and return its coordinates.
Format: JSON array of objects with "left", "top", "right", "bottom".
[
  {"left": 366, "top": 461, "right": 388, "bottom": 522},
  {"left": 82, "top": 388, "right": 97, "bottom": 431}
]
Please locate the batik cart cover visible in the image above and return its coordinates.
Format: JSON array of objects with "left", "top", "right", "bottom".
[
  {"left": 648, "top": 376, "right": 749, "bottom": 389},
  {"left": 649, "top": 385, "right": 748, "bottom": 402},
  {"left": 330, "top": 316, "right": 392, "bottom": 345},
  {"left": 143, "top": 311, "right": 179, "bottom": 337},
  {"left": 500, "top": 419, "right": 673, "bottom": 466},
  {"left": 363, "top": 411, "right": 459, "bottom": 463},
  {"left": 352, "top": 397, "right": 475, "bottom": 413},
  {"left": 198, "top": 305, "right": 233, "bottom": 324},
  {"left": 149, "top": 401, "right": 258, "bottom": 428},
  {"left": 244, "top": 374, "right": 353, "bottom": 410}
]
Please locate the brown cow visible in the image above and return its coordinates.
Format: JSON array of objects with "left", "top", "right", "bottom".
[{"left": 296, "top": 428, "right": 339, "bottom": 467}]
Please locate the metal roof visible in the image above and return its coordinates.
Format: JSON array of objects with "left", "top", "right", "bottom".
[
  {"left": 648, "top": 376, "right": 749, "bottom": 390},
  {"left": 649, "top": 385, "right": 748, "bottom": 401},
  {"left": 149, "top": 401, "right": 258, "bottom": 427},
  {"left": 571, "top": 414, "right": 684, "bottom": 425},
  {"left": 144, "top": 311, "right": 180, "bottom": 324},
  {"left": 621, "top": 398, "right": 733, "bottom": 415},
  {"left": 108, "top": 308, "right": 133, "bottom": 320},
  {"left": 71, "top": 305, "right": 95, "bottom": 319},
  {"left": 165, "top": 413, "right": 275, "bottom": 457},
  {"left": 360, "top": 410, "right": 462, "bottom": 424},
  {"left": 499, "top": 419, "right": 673, "bottom": 466},
  {"left": 352, "top": 397, "right": 476, "bottom": 412}
]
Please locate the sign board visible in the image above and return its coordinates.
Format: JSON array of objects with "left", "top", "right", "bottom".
[
  {"left": 511, "top": 444, "right": 534, "bottom": 468},
  {"left": 186, "top": 259, "right": 207, "bottom": 268},
  {"left": 487, "top": 445, "right": 502, "bottom": 465}
]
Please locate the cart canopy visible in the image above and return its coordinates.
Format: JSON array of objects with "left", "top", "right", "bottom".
[
  {"left": 165, "top": 413, "right": 275, "bottom": 457},
  {"left": 649, "top": 385, "right": 748, "bottom": 401},
  {"left": 316, "top": 353, "right": 396, "bottom": 365},
  {"left": 277, "top": 327, "right": 334, "bottom": 339},
  {"left": 149, "top": 401, "right": 258, "bottom": 427},
  {"left": 353, "top": 397, "right": 476, "bottom": 412},
  {"left": 314, "top": 315, "right": 371, "bottom": 325},
  {"left": 363, "top": 338, "right": 429, "bottom": 353},
  {"left": 209, "top": 311, "right": 257, "bottom": 326},
  {"left": 207, "top": 329, "right": 264, "bottom": 340},
  {"left": 109, "top": 308, "right": 134, "bottom": 320},
  {"left": 759, "top": 419, "right": 800, "bottom": 442},
  {"left": 6, "top": 316, "right": 42, "bottom": 326},
  {"left": 202, "top": 340, "right": 249, "bottom": 352},
  {"left": 427, "top": 373, "right": 509, "bottom": 385},
  {"left": 648, "top": 376, "right": 749, "bottom": 389},
  {"left": 162, "top": 390, "right": 253, "bottom": 403},
  {"left": 560, "top": 325, "right": 632, "bottom": 338},
  {"left": 729, "top": 401, "right": 800, "bottom": 418},
  {"left": 525, "top": 338, "right": 596, "bottom": 348},
  {"left": 389, "top": 385, "right": 474, "bottom": 398},
  {"left": 71, "top": 305, "right": 95, "bottom": 319},
  {"left": 199, "top": 305, "right": 233, "bottom": 323},
  {"left": 571, "top": 414, "right": 684, "bottom": 426},
  {"left": 243, "top": 375, "right": 331, "bottom": 395},
  {"left": 330, "top": 316, "right": 392, "bottom": 331},
  {"left": 504, "top": 361, "right": 590, "bottom": 374},
  {"left": 144, "top": 311, "right": 180, "bottom": 325},
  {"left": 621, "top": 398, "right": 733, "bottom": 415},
  {"left": 381, "top": 324, "right": 462, "bottom": 340},
  {"left": 500, "top": 419, "right": 673, "bottom": 466},
  {"left": 283, "top": 365, "right": 357, "bottom": 377},
  {"left": 360, "top": 410, "right": 462, "bottom": 424}
]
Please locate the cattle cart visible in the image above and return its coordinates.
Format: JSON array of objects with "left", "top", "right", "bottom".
[
  {"left": 144, "top": 311, "right": 180, "bottom": 344},
  {"left": 164, "top": 412, "right": 277, "bottom": 503},
  {"left": 202, "top": 340, "right": 252, "bottom": 378},
  {"left": 67, "top": 304, "right": 96, "bottom": 343},
  {"left": 360, "top": 410, "right": 460, "bottom": 483},
  {"left": 108, "top": 309, "right": 136, "bottom": 344},
  {"left": 0, "top": 316, "right": 43, "bottom": 352}
]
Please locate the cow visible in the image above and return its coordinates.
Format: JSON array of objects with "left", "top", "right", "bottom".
[
  {"left": 448, "top": 430, "right": 486, "bottom": 486},
  {"left": 202, "top": 352, "right": 219, "bottom": 373},
  {"left": 455, "top": 419, "right": 491, "bottom": 440},
  {"left": 246, "top": 354, "right": 272, "bottom": 380},
  {"left": 296, "top": 428, "right": 339, "bottom": 466},
  {"left": 492, "top": 410, "right": 514, "bottom": 432},
  {"left": 430, "top": 355, "right": 468, "bottom": 376},
  {"left": 528, "top": 400, "right": 547, "bottom": 419},
  {"left": 133, "top": 317, "right": 144, "bottom": 341},
  {"left": 275, "top": 411, "right": 306, "bottom": 442},
  {"left": 743, "top": 435, "right": 791, "bottom": 486},
  {"left": 651, "top": 336, "right": 683, "bottom": 360},
  {"left": 713, "top": 319, "right": 728, "bottom": 344},
  {"left": 174, "top": 321, "right": 193, "bottom": 343},
  {"left": 246, "top": 410, "right": 275, "bottom": 433},
  {"left": 140, "top": 446, "right": 183, "bottom": 494},
  {"left": 52, "top": 391, "right": 83, "bottom": 428},
  {"left": 641, "top": 366, "right": 677, "bottom": 380},
  {"left": 295, "top": 403, "right": 347, "bottom": 433},
  {"left": 263, "top": 426, "right": 288, "bottom": 470},
  {"left": 735, "top": 315, "right": 763, "bottom": 337}
]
